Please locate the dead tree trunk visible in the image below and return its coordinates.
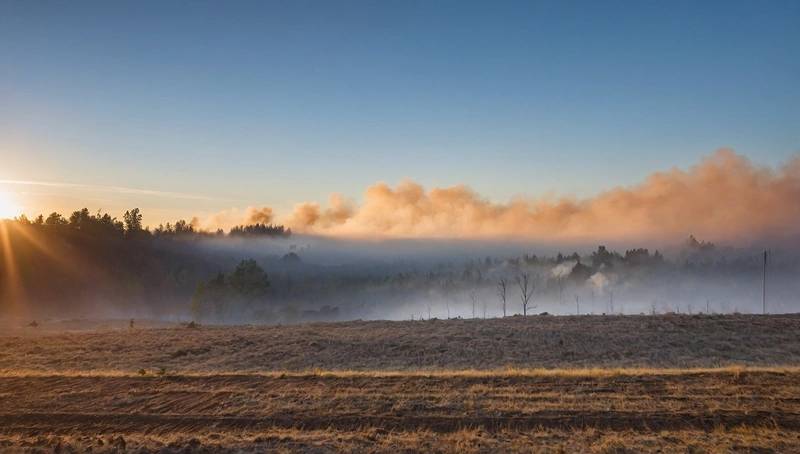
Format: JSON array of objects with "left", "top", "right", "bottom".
[
  {"left": 497, "top": 278, "right": 507, "bottom": 317},
  {"left": 516, "top": 273, "right": 534, "bottom": 316}
]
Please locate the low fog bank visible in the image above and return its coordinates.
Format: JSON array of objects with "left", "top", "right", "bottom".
[
  {"left": 3, "top": 219, "right": 798, "bottom": 324},
  {"left": 197, "top": 234, "right": 799, "bottom": 322}
]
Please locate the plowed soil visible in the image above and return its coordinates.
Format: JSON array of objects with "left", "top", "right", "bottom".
[{"left": 1, "top": 314, "right": 799, "bottom": 452}]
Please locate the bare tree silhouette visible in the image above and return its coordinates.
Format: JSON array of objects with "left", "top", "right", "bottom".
[
  {"left": 497, "top": 278, "right": 508, "bottom": 317},
  {"left": 469, "top": 290, "right": 478, "bottom": 318},
  {"left": 516, "top": 273, "right": 534, "bottom": 316}
]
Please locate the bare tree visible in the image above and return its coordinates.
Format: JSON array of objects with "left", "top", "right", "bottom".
[
  {"left": 497, "top": 278, "right": 508, "bottom": 317},
  {"left": 516, "top": 273, "right": 535, "bottom": 316},
  {"left": 469, "top": 290, "right": 478, "bottom": 319},
  {"left": 440, "top": 278, "right": 453, "bottom": 319}
]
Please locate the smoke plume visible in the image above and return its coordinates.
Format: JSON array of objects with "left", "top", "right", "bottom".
[
  {"left": 282, "top": 150, "right": 800, "bottom": 242},
  {"left": 589, "top": 272, "right": 610, "bottom": 294},
  {"left": 552, "top": 262, "right": 577, "bottom": 279},
  {"left": 199, "top": 206, "right": 275, "bottom": 231},
  {"left": 246, "top": 207, "right": 274, "bottom": 224}
]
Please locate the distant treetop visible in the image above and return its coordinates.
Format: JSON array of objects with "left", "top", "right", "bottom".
[{"left": 229, "top": 223, "right": 291, "bottom": 238}]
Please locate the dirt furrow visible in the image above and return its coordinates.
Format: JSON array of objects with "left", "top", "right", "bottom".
[{"left": 0, "top": 409, "right": 794, "bottom": 434}]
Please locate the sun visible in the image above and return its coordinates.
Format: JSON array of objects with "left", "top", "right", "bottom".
[{"left": 0, "top": 191, "right": 21, "bottom": 219}]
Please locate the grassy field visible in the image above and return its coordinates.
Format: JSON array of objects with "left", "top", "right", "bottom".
[
  {"left": 3, "top": 314, "right": 800, "bottom": 372},
  {"left": 1, "top": 314, "right": 799, "bottom": 452}
]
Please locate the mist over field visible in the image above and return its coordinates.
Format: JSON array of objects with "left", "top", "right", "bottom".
[
  {"left": 197, "top": 234, "right": 800, "bottom": 320},
  {"left": 2, "top": 214, "right": 798, "bottom": 323}
]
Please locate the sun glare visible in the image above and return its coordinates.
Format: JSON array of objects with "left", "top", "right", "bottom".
[{"left": 0, "top": 191, "right": 21, "bottom": 219}]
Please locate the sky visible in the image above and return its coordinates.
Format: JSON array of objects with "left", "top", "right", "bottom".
[{"left": 1, "top": 0, "right": 799, "bottom": 229}]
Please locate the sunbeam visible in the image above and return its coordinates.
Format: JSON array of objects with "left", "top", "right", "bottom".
[
  {"left": 9, "top": 222, "right": 83, "bottom": 277},
  {"left": 0, "top": 221, "right": 25, "bottom": 316}
]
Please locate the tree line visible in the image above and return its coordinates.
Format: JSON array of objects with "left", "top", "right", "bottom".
[
  {"left": 1, "top": 208, "right": 290, "bottom": 318},
  {"left": 14, "top": 208, "right": 291, "bottom": 239}
]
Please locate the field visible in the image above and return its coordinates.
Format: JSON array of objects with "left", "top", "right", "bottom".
[{"left": 2, "top": 314, "right": 800, "bottom": 452}]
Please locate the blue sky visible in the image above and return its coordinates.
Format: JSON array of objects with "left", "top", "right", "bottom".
[{"left": 1, "top": 0, "right": 798, "bottom": 224}]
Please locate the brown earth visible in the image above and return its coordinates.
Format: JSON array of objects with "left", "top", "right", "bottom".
[
  {"left": 1, "top": 369, "right": 799, "bottom": 452},
  {"left": 3, "top": 314, "right": 800, "bottom": 372},
  {"left": 1, "top": 314, "right": 799, "bottom": 452}
]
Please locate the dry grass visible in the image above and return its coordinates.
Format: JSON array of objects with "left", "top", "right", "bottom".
[
  {"left": 3, "top": 314, "right": 800, "bottom": 372},
  {"left": 0, "top": 367, "right": 798, "bottom": 450},
  {"left": 1, "top": 314, "right": 799, "bottom": 451},
  {"left": 2, "top": 426, "right": 799, "bottom": 453},
  {"left": 0, "top": 364, "right": 797, "bottom": 378}
]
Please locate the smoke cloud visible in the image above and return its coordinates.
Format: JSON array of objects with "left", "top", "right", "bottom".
[
  {"left": 589, "top": 272, "right": 610, "bottom": 294},
  {"left": 282, "top": 150, "right": 800, "bottom": 242},
  {"left": 246, "top": 207, "right": 274, "bottom": 224},
  {"left": 198, "top": 206, "right": 275, "bottom": 231},
  {"left": 288, "top": 194, "right": 354, "bottom": 231},
  {"left": 552, "top": 262, "right": 577, "bottom": 279}
]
